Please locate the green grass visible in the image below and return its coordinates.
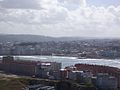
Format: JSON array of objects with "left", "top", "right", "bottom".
[
  {"left": 0, "top": 79, "right": 25, "bottom": 90},
  {"left": 0, "top": 76, "right": 57, "bottom": 90}
]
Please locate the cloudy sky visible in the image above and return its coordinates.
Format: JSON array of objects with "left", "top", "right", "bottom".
[{"left": 0, "top": 0, "right": 120, "bottom": 38}]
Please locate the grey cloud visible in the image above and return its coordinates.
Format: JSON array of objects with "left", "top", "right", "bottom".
[
  {"left": 0, "top": 0, "right": 120, "bottom": 38},
  {"left": 0, "top": 0, "right": 41, "bottom": 9}
]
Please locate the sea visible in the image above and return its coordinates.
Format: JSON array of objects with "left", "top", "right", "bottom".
[{"left": 0, "top": 56, "right": 120, "bottom": 69}]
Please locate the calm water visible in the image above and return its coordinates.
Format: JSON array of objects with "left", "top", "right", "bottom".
[{"left": 10, "top": 56, "right": 120, "bottom": 69}]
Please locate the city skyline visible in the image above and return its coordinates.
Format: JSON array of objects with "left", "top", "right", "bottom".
[{"left": 0, "top": 0, "right": 120, "bottom": 38}]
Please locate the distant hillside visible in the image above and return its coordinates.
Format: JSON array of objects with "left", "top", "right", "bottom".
[
  {"left": 0, "top": 34, "right": 55, "bottom": 43},
  {"left": 0, "top": 34, "right": 118, "bottom": 43},
  {"left": 0, "top": 34, "right": 87, "bottom": 43}
]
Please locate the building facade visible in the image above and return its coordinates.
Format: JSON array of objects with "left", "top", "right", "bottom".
[{"left": 0, "top": 56, "right": 61, "bottom": 78}]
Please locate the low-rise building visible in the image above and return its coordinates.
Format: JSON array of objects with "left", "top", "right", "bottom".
[
  {"left": 68, "top": 70, "right": 92, "bottom": 84},
  {"left": 92, "top": 73, "right": 118, "bottom": 90}
]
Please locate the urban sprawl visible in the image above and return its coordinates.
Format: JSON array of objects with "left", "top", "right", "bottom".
[
  {"left": 0, "top": 39, "right": 120, "bottom": 59},
  {"left": 0, "top": 39, "right": 120, "bottom": 90},
  {"left": 0, "top": 56, "right": 119, "bottom": 90}
]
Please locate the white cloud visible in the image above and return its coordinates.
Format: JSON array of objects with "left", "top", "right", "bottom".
[{"left": 0, "top": 0, "right": 120, "bottom": 38}]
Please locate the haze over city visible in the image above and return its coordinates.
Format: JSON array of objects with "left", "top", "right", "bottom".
[{"left": 0, "top": 0, "right": 120, "bottom": 38}]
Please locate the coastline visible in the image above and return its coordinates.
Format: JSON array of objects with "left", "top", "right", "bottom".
[{"left": 0, "top": 55, "right": 120, "bottom": 69}]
